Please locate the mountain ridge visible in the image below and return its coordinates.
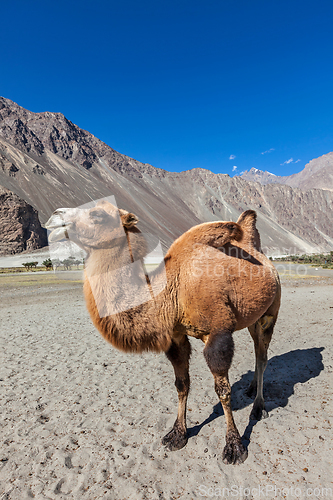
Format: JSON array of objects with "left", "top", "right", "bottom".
[
  {"left": 0, "top": 96, "right": 332, "bottom": 256},
  {"left": 240, "top": 151, "right": 333, "bottom": 191}
]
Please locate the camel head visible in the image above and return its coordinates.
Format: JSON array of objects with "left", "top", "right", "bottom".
[{"left": 45, "top": 200, "right": 139, "bottom": 252}]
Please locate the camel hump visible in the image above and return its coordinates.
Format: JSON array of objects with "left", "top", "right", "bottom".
[
  {"left": 223, "top": 222, "right": 243, "bottom": 242},
  {"left": 236, "top": 210, "right": 261, "bottom": 249},
  {"left": 186, "top": 221, "right": 243, "bottom": 249},
  {"left": 237, "top": 210, "right": 257, "bottom": 229}
]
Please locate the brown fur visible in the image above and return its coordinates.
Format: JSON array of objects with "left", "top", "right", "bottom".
[{"left": 46, "top": 202, "right": 281, "bottom": 464}]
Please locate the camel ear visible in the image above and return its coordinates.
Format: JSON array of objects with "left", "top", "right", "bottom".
[{"left": 119, "top": 209, "right": 139, "bottom": 228}]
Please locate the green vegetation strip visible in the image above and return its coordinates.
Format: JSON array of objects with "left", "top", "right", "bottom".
[{"left": 274, "top": 251, "right": 333, "bottom": 269}]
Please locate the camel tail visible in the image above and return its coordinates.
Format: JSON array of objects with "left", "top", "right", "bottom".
[{"left": 236, "top": 210, "right": 261, "bottom": 249}]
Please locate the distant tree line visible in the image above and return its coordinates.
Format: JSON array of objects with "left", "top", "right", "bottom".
[
  {"left": 22, "top": 256, "right": 83, "bottom": 271},
  {"left": 22, "top": 261, "right": 38, "bottom": 271},
  {"left": 274, "top": 251, "right": 333, "bottom": 268},
  {"left": 50, "top": 256, "right": 82, "bottom": 270}
]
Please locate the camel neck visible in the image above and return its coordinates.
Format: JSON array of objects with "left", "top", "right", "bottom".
[{"left": 84, "top": 245, "right": 131, "bottom": 277}]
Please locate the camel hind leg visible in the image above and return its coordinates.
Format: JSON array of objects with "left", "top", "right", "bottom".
[
  {"left": 246, "top": 315, "right": 276, "bottom": 420},
  {"left": 162, "top": 336, "right": 191, "bottom": 451},
  {"left": 246, "top": 284, "right": 280, "bottom": 420}
]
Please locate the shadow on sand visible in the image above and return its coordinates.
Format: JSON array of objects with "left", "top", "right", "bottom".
[{"left": 187, "top": 347, "right": 324, "bottom": 446}]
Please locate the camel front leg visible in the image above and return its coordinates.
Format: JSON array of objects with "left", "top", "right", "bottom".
[
  {"left": 204, "top": 331, "right": 247, "bottom": 465},
  {"left": 162, "top": 336, "right": 191, "bottom": 451}
]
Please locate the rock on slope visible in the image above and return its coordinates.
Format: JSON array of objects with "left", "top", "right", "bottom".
[
  {"left": 0, "top": 96, "right": 333, "bottom": 255},
  {"left": 0, "top": 185, "right": 47, "bottom": 255}
]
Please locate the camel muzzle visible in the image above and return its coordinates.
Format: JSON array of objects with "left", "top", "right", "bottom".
[{"left": 45, "top": 208, "right": 74, "bottom": 242}]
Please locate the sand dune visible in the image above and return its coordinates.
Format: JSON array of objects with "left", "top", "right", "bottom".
[{"left": 0, "top": 271, "right": 332, "bottom": 499}]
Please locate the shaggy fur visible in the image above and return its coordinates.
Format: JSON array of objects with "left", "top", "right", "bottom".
[{"left": 46, "top": 202, "right": 281, "bottom": 465}]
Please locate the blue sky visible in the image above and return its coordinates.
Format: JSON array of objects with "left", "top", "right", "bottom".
[{"left": 1, "top": 0, "right": 333, "bottom": 176}]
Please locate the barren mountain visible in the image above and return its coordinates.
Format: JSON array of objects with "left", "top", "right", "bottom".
[
  {"left": 0, "top": 96, "right": 332, "bottom": 256},
  {"left": 241, "top": 152, "right": 333, "bottom": 191}
]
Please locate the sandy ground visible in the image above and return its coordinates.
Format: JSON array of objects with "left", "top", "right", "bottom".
[{"left": 0, "top": 269, "right": 332, "bottom": 500}]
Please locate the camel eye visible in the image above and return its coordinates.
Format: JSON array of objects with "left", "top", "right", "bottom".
[{"left": 89, "top": 208, "right": 108, "bottom": 224}]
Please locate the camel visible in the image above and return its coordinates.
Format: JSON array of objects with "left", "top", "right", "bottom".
[{"left": 46, "top": 200, "right": 281, "bottom": 465}]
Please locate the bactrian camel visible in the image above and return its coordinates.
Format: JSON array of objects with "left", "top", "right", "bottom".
[{"left": 46, "top": 200, "right": 281, "bottom": 465}]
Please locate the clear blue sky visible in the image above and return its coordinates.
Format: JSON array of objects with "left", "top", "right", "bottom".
[{"left": 1, "top": 0, "right": 333, "bottom": 176}]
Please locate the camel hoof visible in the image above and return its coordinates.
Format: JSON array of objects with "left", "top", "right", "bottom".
[
  {"left": 162, "top": 428, "right": 188, "bottom": 451},
  {"left": 222, "top": 433, "right": 248, "bottom": 465},
  {"left": 250, "top": 405, "right": 268, "bottom": 421}
]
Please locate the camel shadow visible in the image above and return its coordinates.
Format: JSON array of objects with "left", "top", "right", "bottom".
[
  {"left": 187, "top": 347, "right": 324, "bottom": 442},
  {"left": 221, "top": 244, "right": 263, "bottom": 266}
]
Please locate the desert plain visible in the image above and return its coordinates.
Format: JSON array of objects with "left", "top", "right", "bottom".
[{"left": 0, "top": 265, "right": 332, "bottom": 500}]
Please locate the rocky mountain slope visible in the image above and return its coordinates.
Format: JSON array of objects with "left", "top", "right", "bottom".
[
  {"left": 0, "top": 96, "right": 333, "bottom": 256},
  {"left": 0, "top": 185, "right": 47, "bottom": 255},
  {"left": 241, "top": 152, "right": 333, "bottom": 191}
]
